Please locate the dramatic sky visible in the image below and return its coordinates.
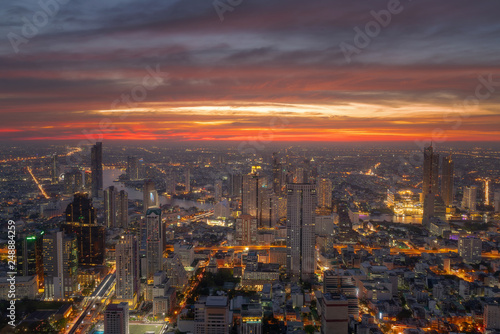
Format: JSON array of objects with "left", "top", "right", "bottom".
[{"left": 1, "top": 0, "right": 500, "bottom": 142}]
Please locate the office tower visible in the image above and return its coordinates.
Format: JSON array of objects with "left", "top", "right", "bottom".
[
  {"left": 194, "top": 296, "right": 231, "bottom": 334},
  {"left": 51, "top": 154, "right": 58, "bottom": 184},
  {"left": 236, "top": 215, "right": 258, "bottom": 246},
  {"left": 91, "top": 142, "right": 103, "bottom": 198},
  {"left": 462, "top": 185, "right": 478, "bottom": 211},
  {"left": 458, "top": 236, "right": 482, "bottom": 264},
  {"left": 484, "top": 178, "right": 491, "bottom": 206},
  {"left": 104, "top": 186, "right": 117, "bottom": 228},
  {"left": 116, "top": 235, "right": 140, "bottom": 306},
  {"left": 423, "top": 144, "right": 439, "bottom": 196},
  {"left": 240, "top": 303, "right": 263, "bottom": 334},
  {"left": 185, "top": 168, "right": 191, "bottom": 193},
  {"left": 146, "top": 208, "right": 164, "bottom": 281},
  {"left": 323, "top": 270, "right": 359, "bottom": 318},
  {"left": 64, "top": 168, "right": 83, "bottom": 194},
  {"left": 230, "top": 173, "right": 243, "bottom": 197},
  {"left": 126, "top": 156, "right": 139, "bottom": 180},
  {"left": 441, "top": 154, "right": 454, "bottom": 206},
  {"left": 84, "top": 170, "right": 92, "bottom": 190},
  {"left": 242, "top": 168, "right": 267, "bottom": 219},
  {"left": 214, "top": 179, "right": 223, "bottom": 202},
  {"left": 321, "top": 293, "right": 349, "bottom": 334},
  {"left": 495, "top": 190, "right": 500, "bottom": 213},
  {"left": 17, "top": 232, "right": 44, "bottom": 289},
  {"left": 43, "top": 231, "right": 78, "bottom": 299},
  {"left": 117, "top": 190, "right": 129, "bottom": 228},
  {"left": 484, "top": 304, "right": 500, "bottom": 331},
  {"left": 143, "top": 180, "right": 159, "bottom": 214},
  {"left": 286, "top": 183, "right": 317, "bottom": 281},
  {"left": 317, "top": 178, "right": 333, "bottom": 208},
  {"left": 62, "top": 193, "right": 105, "bottom": 266},
  {"left": 166, "top": 169, "right": 176, "bottom": 196},
  {"left": 259, "top": 189, "right": 279, "bottom": 227},
  {"left": 104, "top": 302, "right": 129, "bottom": 334},
  {"left": 423, "top": 193, "right": 446, "bottom": 228}
]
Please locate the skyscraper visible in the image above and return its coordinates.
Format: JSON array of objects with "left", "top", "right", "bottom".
[
  {"left": 104, "top": 186, "right": 117, "bottom": 228},
  {"left": 317, "top": 178, "right": 333, "bottom": 208},
  {"left": 441, "top": 154, "right": 454, "bottom": 206},
  {"left": 51, "top": 154, "right": 58, "bottom": 184},
  {"left": 214, "top": 179, "right": 223, "bottom": 202},
  {"left": 458, "top": 236, "right": 482, "bottom": 264},
  {"left": 62, "top": 193, "right": 105, "bottom": 266},
  {"left": 143, "top": 180, "right": 159, "bottom": 214},
  {"left": 242, "top": 168, "right": 267, "bottom": 221},
  {"left": 462, "top": 185, "right": 478, "bottom": 211},
  {"left": 116, "top": 234, "right": 140, "bottom": 306},
  {"left": 146, "top": 207, "right": 164, "bottom": 281},
  {"left": 236, "top": 214, "right": 258, "bottom": 245},
  {"left": 17, "top": 232, "right": 44, "bottom": 289},
  {"left": 272, "top": 152, "right": 282, "bottom": 195},
  {"left": 127, "top": 156, "right": 139, "bottom": 180},
  {"left": 117, "top": 190, "right": 129, "bottom": 228},
  {"left": 423, "top": 144, "right": 439, "bottom": 196},
  {"left": 185, "top": 168, "right": 191, "bottom": 193},
  {"left": 166, "top": 169, "right": 176, "bottom": 196},
  {"left": 91, "top": 142, "right": 103, "bottom": 198},
  {"left": 230, "top": 173, "right": 243, "bottom": 198},
  {"left": 104, "top": 302, "right": 129, "bottom": 334},
  {"left": 286, "top": 183, "right": 317, "bottom": 281}
]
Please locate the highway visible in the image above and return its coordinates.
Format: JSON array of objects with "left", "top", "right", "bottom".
[{"left": 67, "top": 273, "right": 116, "bottom": 334}]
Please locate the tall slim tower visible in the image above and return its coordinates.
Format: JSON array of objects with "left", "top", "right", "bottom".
[
  {"left": 104, "top": 186, "right": 117, "bottom": 228},
  {"left": 214, "top": 179, "right": 223, "bottom": 202},
  {"left": 51, "top": 154, "right": 58, "bottom": 184},
  {"left": 423, "top": 144, "right": 439, "bottom": 196},
  {"left": 116, "top": 234, "right": 140, "bottom": 306},
  {"left": 286, "top": 183, "right": 317, "bottom": 282},
  {"left": 462, "top": 186, "right": 478, "bottom": 211},
  {"left": 441, "top": 154, "right": 454, "bottom": 207},
  {"left": 143, "top": 180, "right": 159, "bottom": 214},
  {"left": 317, "top": 178, "right": 333, "bottom": 208},
  {"left": 242, "top": 167, "right": 267, "bottom": 220},
  {"left": 117, "top": 190, "right": 129, "bottom": 228},
  {"left": 146, "top": 208, "right": 164, "bottom": 281},
  {"left": 185, "top": 168, "right": 191, "bottom": 193},
  {"left": 127, "top": 156, "right": 139, "bottom": 180},
  {"left": 91, "top": 142, "right": 103, "bottom": 198}
]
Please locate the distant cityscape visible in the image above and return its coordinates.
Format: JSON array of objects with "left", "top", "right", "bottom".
[{"left": 1, "top": 142, "right": 500, "bottom": 334}]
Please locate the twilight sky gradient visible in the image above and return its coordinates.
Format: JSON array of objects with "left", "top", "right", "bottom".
[{"left": 1, "top": 0, "right": 500, "bottom": 142}]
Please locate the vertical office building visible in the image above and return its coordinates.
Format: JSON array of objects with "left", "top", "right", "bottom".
[
  {"left": 423, "top": 145, "right": 439, "bottom": 196},
  {"left": 242, "top": 168, "right": 267, "bottom": 220},
  {"left": 236, "top": 214, "right": 258, "bottom": 246},
  {"left": 286, "top": 183, "right": 317, "bottom": 281},
  {"left": 64, "top": 168, "right": 83, "bottom": 194},
  {"left": 17, "top": 232, "right": 44, "bottom": 289},
  {"left": 230, "top": 173, "right": 243, "bottom": 198},
  {"left": 166, "top": 169, "right": 176, "bottom": 196},
  {"left": 116, "top": 235, "right": 140, "bottom": 307},
  {"left": 458, "top": 236, "right": 482, "bottom": 264},
  {"left": 62, "top": 193, "right": 105, "bottom": 266},
  {"left": 127, "top": 156, "right": 139, "bottom": 180},
  {"left": 43, "top": 231, "right": 78, "bottom": 299},
  {"left": 116, "top": 190, "right": 129, "bottom": 228},
  {"left": 441, "top": 154, "right": 454, "bottom": 206},
  {"left": 146, "top": 208, "right": 164, "bottom": 281},
  {"left": 462, "top": 185, "right": 478, "bottom": 211},
  {"left": 317, "top": 178, "right": 333, "bottom": 208},
  {"left": 104, "top": 186, "right": 117, "bottom": 228},
  {"left": 104, "top": 302, "right": 129, "bottom": 334},
  {"left": 143, "top": 180, "right": 159, "bottom": 214},
  {"left": 91, "top": 142, "right": 103, "bottom": 198},
  {"left": 185, "top": 168, "right": 191, "bottom": 193}
]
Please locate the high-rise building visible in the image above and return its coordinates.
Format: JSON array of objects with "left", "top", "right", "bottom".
[
  {"left": 484, "top": 178, "right": 491, "bottom": 206},
  {"left": 441, "top": 154, "right": 454, "bottom": 206},
  {"left": 484, "top": 303, "right": 500, "bottom": 331},
  {"left": 462, "top": 185, "right": 478, "bottom": 211},
  {"left": 272, "top": 152, "right": 283, "bottom": 195},
  {"left": 146, "top": 208, "right": 164, "bottom": 281},
  {"left": 423, "top": 144, "right": 439, "bottom": 196},
  {"left": 91, "top": 142, "right": 103, "bottom": 198},
  {"left": 17, "top": 232, "right": 44, "bottom": 289},
  {"left": 240, "top": 303, "right": 263, "bottom": 334},
  {"left": 104, "top": 186, "right": 117, "bottom": 228},
  {"left": 143, "top": 180, "right": 159, "bottom": 214},
  {"left": 458, "top": 236, "right": 482, "bottom": 264},
  {"left": 320, "top": 293, "right": 349, "bottom": 334},
  {"left": 62, "top": 193, "right": 105, "bottom": 266},
  {"left": 323, "top": 270, "right": 359, "bottom": 318},
  {"left": 242, "top": 168, "right": 267, "bottom": 221},
  {"left": 317, "top": 178, "right": 333, "bottom": 208},
  {"left": 43, "top": 231, "right": 78, "bottom": 299},
  {"left": 127, "top": 156, "right": 139, "bottom": 180},
  {"left": 185, "top": 168, "right": 191, "bottom": 193},
  {"left": 236, "top": 214, "right": 258, "bottom": 246},
  {"left": 230, "top": 173, "right": 243, "bottom": 198},
  {"left": 494, "top": 190, "right": 500, "bottom": 213},
  {"left": 64, "top": 168, "right": 83, "bottom": 194},
  {"left": 116, "top": 235, "right": 140, "bottom": 307},
  {"left": 214, "top": 179, "right": 223, "bottom": 202},
  {"left": 51, "top": 154, "right": 58, "bottom": 184},
  {"left": 104, "top": 302, "right": 129, "bottom": 334},
  {"left": 194, "top": 296, "right": 231, "bottom": 334},
  {"left": 166, "top": 169, "right": 176, "bottom": 196},
  {"left": 286, "top": 183, "right": 317, "bottom": 281},
  {"left": 117, "top": 190, "right": 129, "bottom": 228}
]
